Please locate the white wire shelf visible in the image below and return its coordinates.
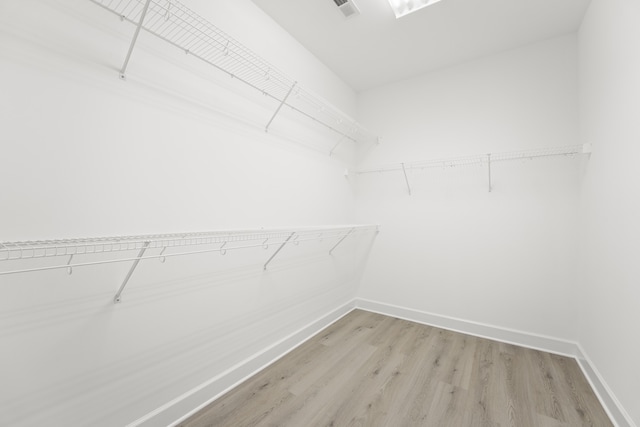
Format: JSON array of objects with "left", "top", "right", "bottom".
[
  {"left": 0, "top": 225, "right": 379, "bottom": 302},
  {"left": 0, "top": 226, "right": 377, "bottom": 271},
  {"left": 88, "top": 0, "right": 378, "bottom": 145},
  {"left": 356, "top": 144, "right": 591, "bottom": 194},
  {"left": 357, "top": 144, "right": 591, "bottom": 174}
]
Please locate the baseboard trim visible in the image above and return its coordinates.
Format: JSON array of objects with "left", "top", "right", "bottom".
[
  {"left": 355, "top": 298, "right": 578, "bottom": 357},
  {"left": 127, "top": 298, "right": 635, "bottom": 427},
  {"left": 355, "top": 298, "right": 635, "bottom": 427},
  {"left": 575, "top": 344, "right": 637, "bottom": 427},
  {"left": 127, "top": 299, "right": 357, "bottom": 427}
]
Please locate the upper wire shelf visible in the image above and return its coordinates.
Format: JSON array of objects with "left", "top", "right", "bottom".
[{"left": 89, "top": 0, "right": 378, "bottom": 145}]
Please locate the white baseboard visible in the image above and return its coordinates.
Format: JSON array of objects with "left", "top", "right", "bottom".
[
  {"left": 356, "top": 298, "right": 578, "bottom": 357},
  {"left": 575, "top": 344, "right": 637, "bottom": 427},
  {"left": 126, "top": 300, "right": 357, "bottom": 427},
  {"left": 127, "top": 297, "right": 635, "bottom": 427},
  {"left": 355, "top": 298, "right": 635, "bottom": 427}
]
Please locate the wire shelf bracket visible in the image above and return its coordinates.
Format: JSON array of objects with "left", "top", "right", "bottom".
[
  {"left": 329, "top": 138, "right": 342, "bottom": 157},
  {"left": 114, "top": 240, "right": 150, "bottom": 303},
  {"left": 66, "top": 254, "right": 74, "bottom": 275},
  {"left": 265, "top": 82, "right": 297, "bottom": 133},
  {"left": 118, "top": 0, "right": 152, "bottom": 80},
  {"left": 329, "top": 227, "right": 354, "bottom": 255},
  {"left": 263, "top": 232, "right": 295, "bottom": 271},
  {"left": 401, "top": 163, "right": 412, "bottom": 195}
]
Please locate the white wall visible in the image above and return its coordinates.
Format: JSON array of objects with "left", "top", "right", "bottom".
[
  {"left": 355, "top": 35, "right": 582, "bottom": 341},
  {"left": 185, "top": 0, "right": 357, "bottom": 117},
  {"left": 578, "top": 0, "right": 640, "bottom": 425},
  {"left": 0, "top": 0, "right": 372, "bottom": 425},
  {"left": 4, "top": 0, "right": 638, "bottom": 425}
]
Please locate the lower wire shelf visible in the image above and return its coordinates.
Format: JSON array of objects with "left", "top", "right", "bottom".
[{"left": 0, "top": 225, "right": 379, "bottom": 303}]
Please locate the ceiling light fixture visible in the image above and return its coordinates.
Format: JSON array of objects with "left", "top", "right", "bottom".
[{"left": 386, "top": 0, "right": 443, "bottom": 18}]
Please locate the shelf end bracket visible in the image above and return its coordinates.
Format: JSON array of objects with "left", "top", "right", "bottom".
[
  {"left": 114, "top": 241, "right": 150, "bottom": 303},
  {"left": 329, "top": 228, "right": 355, "bottom": 255},
  {"left": 119, "top": 0, "right": 153, "bottom": 80},
  {"left": 263, "top": 232, "right": 295, "bottom": 271},
  {"left": 330, "top": 135, "right": 345, "bottom": 157},
  {"left": 401, "top": 163, "right": 412, "bottom": 195},
  {"left": 265, "top": 82, "right": 297, "bottom": 133}
]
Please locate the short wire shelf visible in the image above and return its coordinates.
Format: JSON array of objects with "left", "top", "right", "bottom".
[
  {"left": 356, "top": 144, "right": 590, "bottom": 174},
  {"left": 356, "top": 144, "right": 591, "bottom": 194}
]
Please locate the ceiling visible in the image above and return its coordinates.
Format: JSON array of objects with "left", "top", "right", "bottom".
[{"left": 251, "top": 0, "right": 591, "bottom": 92}]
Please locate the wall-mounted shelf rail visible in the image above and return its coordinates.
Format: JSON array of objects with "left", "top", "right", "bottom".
[
  {"left": 89, "top": 0, "right": 378, "bottom": 145},
  {"left": 0, "top": 225, "right": 378, "bottom": 303},
  {"left": 356, "top": 144, "right": 591, "bottom": 193}
]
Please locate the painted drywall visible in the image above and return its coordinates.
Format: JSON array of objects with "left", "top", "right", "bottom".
[
  {"left": 578, "top": 0, "right": 640, "bottom": 424},
  {"left": 185, "top": 0, "right": 357, "bottom": 118},
  {"left": 0, "top": 0, "right": 362, "bottom": 241},
  {"left": 0, "top": 0, "right": 373, "bottom": 426},
  {"left": 355, "top": 35, "right": 582, "bottom": 341}
]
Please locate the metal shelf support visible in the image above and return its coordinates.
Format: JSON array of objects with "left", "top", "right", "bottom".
[
  {"left": 329, "top": 228, "right": 354, "bottom": 255},
  {"left": 119, "top": 0, "right": 152, "bottom": 80},
  {"left": 114, "top": 240, "right": 150, "bottom": 303},
  {"left": 401, "top": 163, "right": 412, "bottom": 195},
  {"left": 66, "top": 254, "right": 74, "bottom": 275},
  {"left": 263, "top": 232, "right": 295, "bottom": 271},
  {"left": 265, "top": 82, "right": 297, "bottom": 132},
  {"left": 329, "top": 136, "right": 344, "bottom": 157}
]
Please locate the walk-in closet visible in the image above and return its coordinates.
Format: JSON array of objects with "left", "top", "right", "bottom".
[{"left": 1, "top": 0, "right": 638, "bottom": 425}]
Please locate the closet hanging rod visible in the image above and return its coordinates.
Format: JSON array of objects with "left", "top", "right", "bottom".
[
  {"left": 356, "top": 144, "right": 591, "bottom": 175},
  {"left": 0, "top": 225, "right": 378, "bottom": 276},
  {"left": 88, "top": 0, "right": 378, "bottom": 144}
]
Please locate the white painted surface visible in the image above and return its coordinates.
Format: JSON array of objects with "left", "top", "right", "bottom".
[
  {"left": 185, "top": 0, "right": 357, "bottom": 116},
  {"left": 0, "top": 1, "right": 373, "bottom": 425},
  {"left": 578, "top": 0, "right": 640, "bottom": 425},
  {"left": 155, "top": 301, "right": 357, "bottom": 427},
  {"left": 0, "top": 0, "right": 358, "bottom": 241},
  {"left": 252, "top": 0, "right": 591, "bottom": 91},
  {"left": 355, "top": 35, "right": 582, "bottom": 341},
  {"left": 1, "top": 0, "right": 638, "bottom": 425}
]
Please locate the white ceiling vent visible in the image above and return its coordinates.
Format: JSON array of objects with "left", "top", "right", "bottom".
[{"left": 333, "top": 0, "right": 360, "bottom": 18}]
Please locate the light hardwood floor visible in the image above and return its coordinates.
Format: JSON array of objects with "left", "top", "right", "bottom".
[{"left": 179, "top": 310, "right": 613, "bottom": 427}]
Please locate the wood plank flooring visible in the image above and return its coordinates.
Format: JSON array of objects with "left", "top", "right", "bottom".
[{"left": 178, "top": 310, "right": 613, "bottom": 427}]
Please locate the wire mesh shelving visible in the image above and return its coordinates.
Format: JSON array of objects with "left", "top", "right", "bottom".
[
  {"left": 89, "top": 0, "right": 378, "bottom": 145},
  {"left": 356, "top": 144, "right": 592, "bottom": 194},
  {"left": 0, "top": 225, "right": 379, "bottom": 302}
]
